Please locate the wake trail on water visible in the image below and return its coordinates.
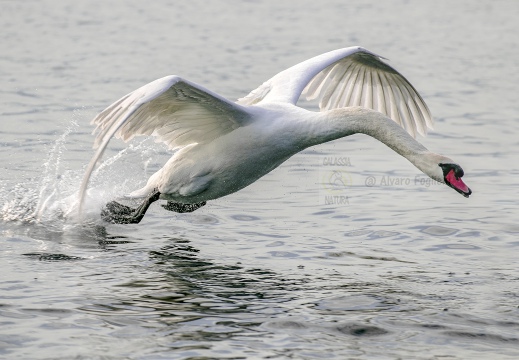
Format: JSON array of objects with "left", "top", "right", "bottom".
[{"left": 1, "top": 118, "right": 167, "bottom": 230}]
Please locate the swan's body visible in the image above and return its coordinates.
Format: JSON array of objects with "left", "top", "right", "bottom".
[{"left": 78, "top": 47, "right": 471, "bottom": 224}]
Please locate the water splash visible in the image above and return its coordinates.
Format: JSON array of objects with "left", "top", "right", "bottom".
[
  {"left": 33, "top": 119, "right": 79, "bottom": 223},
  {"left": 1, "top": 118, "right": 167, "bottom": 230}
]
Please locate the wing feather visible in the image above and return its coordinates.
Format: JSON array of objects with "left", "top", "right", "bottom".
[
  {"left": 78, "top": 75, "right": 251, "bottom": 214},
  {"left": 323, "top": 64, "right": 345, "bottom": 109},
  {"left": 237, "top": 46, "right": 432, "bottom": 137},
  {"left": 338, "top": 62, "right": 360, "bottom": 109},
  {"left": 372, "top": 70, "right": 387, "bottom": 116},
  {"left": 304, "top": 68, "right": 330, "bottom": 101},
  {"left": 394, "top": 75, "right": 427, "bottom": 135},
  {"left": 393, "top": 76, "right": 416, "bottom": 137},
  {"left": 379, "top": 72, "right": 400, "bottom": 128},
  {"left": 92, "top": 77, "right": 250, "bottom": 150},
  {"left": 351, "top": 64, "right": 366, "bottom": 107},
  {"left": 331, "top": 62, "right": 355, "bottom": 109}
]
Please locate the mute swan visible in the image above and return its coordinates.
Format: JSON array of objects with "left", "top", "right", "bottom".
[{"left": 78, "top": 46, "right": 471, "bottom": 224}]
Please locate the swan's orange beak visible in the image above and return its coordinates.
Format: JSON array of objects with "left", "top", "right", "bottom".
[{"left": 445, "top": 169, "right": 472, "bottom": 198}]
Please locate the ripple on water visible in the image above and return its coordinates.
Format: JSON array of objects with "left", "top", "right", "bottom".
[
  {"left": 268, "top": 251, "right": 300, "bottom": 258},
  {"left": 419, "top": 226, "right": 458, "bottom": 236},
  {"left": 183, "top": 214, "right": 219, "bottom": 225},
  {"left": 311, "top": 210, "right": 335, "bottom": 216},
  {"left": 19, "top": 308, "right": 73, "bottom": 319},
  {"left": 22, "top": 253, "right": 85, "bottom": 261},
  {"left": 230, "top": 214, "right": 261, "bottom": 221},
  {"left": 442, "top": 330, "right": 519, "bottom": 344},
  {"left": 333, "top": 323, "right": 389, "bottom": 337},
  {"left": 266, "top": 318, "right": 389, "bottom": 338},
  {"left": 314, "top": 294, "right": 394, "bottom": 313},
  {"left": 238, "top": 231, "right": 290, "bottom": 239},
  {"left": 344, "top": 229, "right": 372, "bottom": 237},
  {"left": 367, "top": 230, "right": 400, "bottom": 239},
  {"left": 265, "top": 240, "right": 285, "bottom": 248},
  {"left": 455, "top": 231, "right": 482, "bottom": 238},
  {"left": 424, "top": 243, "right": 481, "bottom": 251},
  {"left": 325, "top": 250, "right": 411, "bottom": 263}
]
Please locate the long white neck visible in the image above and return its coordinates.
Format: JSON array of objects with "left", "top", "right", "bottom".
[{"left": 299, "top": 107, "right": 446, "bottom": 181}]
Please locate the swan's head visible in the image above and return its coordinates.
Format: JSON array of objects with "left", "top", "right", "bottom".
[
  {"left": 438, "top": 162, "right": 472, "bottom": 198},
  {"left": 421, "top": 154, "right": 471, "bottom": 198}
]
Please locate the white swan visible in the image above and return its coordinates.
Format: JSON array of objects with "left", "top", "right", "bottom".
[{"left": 78, "top": 46, "right": 471, "bottom": 224}]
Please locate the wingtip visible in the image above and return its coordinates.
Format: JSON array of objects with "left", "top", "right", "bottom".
[{"left": 354, "top": 46, "right": 389, "bottom": 61}]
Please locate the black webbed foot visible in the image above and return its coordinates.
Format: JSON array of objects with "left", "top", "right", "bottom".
[
  {"left": 101, "top": 201, "right": 139, "bottom": 224},
  {"left": 161, "top": 201, "right": 206, "bottom": 213},
  {"left": 101, "top": 190, "right": 161, "bottom": 224},
  {"left": 102, "top": 201, "right": 134, "bottom": 216}
]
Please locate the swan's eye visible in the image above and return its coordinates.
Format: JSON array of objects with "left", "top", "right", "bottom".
[{"left": 439, "top": 163, "right": 464, "bottom": 179}]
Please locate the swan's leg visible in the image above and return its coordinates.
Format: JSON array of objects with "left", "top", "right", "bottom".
[
  {"left": 101, "top": 189, "right": 161, "bottom": 224},
  {"left": 161, "top": 201, "right": 206, "bottom": 213}
]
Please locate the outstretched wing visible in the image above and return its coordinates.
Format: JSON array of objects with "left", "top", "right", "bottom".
[
  {"left": 78, "top": 75, "right": 251, "bottom": 215},
  {"left": 237, "top": 46, "right": 432, "bottom": 138},
  {"left": 92, "top": 75, "right": 251, "bottom": 150}
]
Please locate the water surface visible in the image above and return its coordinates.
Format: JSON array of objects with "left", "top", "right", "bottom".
[{"left": 1, "top": 1, "right": 519, "bottom": 359}]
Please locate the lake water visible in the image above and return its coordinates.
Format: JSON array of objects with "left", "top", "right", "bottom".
[{"left": 1, "top": 0, "right": 519, "bottom": 359}]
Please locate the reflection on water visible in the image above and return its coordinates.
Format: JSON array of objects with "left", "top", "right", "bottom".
[{"left": 2, "top": 216, "right": 519, "bottom": 358}]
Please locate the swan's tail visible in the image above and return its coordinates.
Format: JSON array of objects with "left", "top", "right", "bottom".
[
  {"left": 125, "top": 168, "right": 162, "bottom": 199},
  {"left": 126, "top": 187, "right": 150, "bottom": 199}
]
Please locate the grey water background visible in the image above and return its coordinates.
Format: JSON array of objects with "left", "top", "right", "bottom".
[{"left": 1, "top": 0, "right": 518, "bottom": 358}]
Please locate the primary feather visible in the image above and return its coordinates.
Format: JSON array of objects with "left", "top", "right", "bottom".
[{"left": 238, "top": 47, "right": 432, "bottom": 137}]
